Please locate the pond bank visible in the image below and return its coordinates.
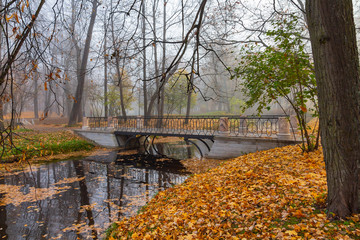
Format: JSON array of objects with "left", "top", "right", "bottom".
[
  {"left": 0, "top": 129, "right": 98, "bottom": 172},
  {"left": 106, "top": 145, "right": 360, "bottom": 239}
]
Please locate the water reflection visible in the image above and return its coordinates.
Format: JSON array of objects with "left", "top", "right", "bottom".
[
  {"left": 0, "top": 147, "right": 190, "bottom": 239},
  {"left": 140, "top": 137, "right": 212, "bottom": 160}
]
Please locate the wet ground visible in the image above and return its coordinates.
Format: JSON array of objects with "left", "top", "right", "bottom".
[{"left": 0, "top": 139, "right": 211, "bottom": 239}]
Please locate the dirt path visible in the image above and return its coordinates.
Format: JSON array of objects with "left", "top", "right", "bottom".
[{"left": 25, "top": 124, "right": 77, "bottom": 133}]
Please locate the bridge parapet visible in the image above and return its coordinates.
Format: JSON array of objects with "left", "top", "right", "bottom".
[
  {"left": 218, "top": 117, "right": 230, "bottom": 135},
  {"left": 278, "top": 117, "right": 291, "bottom": 140},
  {"left": 82, "top": 117, "right": 89, "bottom": 130}
]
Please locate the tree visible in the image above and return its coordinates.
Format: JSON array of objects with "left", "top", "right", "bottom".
[
  {"left": 141, "top": 0, "right": 148, "bottom": 117},
  {"left": 110, "top": 0, "right": 127, "bottom": 117},
  {"left": 306, "top": 0, "right": 360, "bottom": 218},
  {"left": 103, "top": 10, "right": 109, "bottom": 118},
  {"left": 164, "top": 70, "right": 197, "bottom": 114},
  {"left": 68, "top": 0, "right": 99, "bottom": 125},
  {"left": 107, "top": 72, "right": 135, "bottom": 116},
  {"left": 235, "top": 14, "right": 319, "bottom": 152},
  {"left": 229, "top": 96, "right": 245, "bottom": 115}
]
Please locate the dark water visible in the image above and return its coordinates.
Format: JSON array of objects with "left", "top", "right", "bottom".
[{"left": 0, "top": 140, "right": 210, "bottom": 239}]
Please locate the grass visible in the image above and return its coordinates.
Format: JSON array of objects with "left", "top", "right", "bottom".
[
  {"left": 13, "top": 128, "right": 34, "bottom": 133},
  {"left": 0, "top": 130, "right": 94, "bottom": 162}
]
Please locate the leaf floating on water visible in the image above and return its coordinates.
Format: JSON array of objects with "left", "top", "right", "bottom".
[
  {"left": 0, "top": 184, "right": 71, "bottom": 207},
  {"left": 52, "top": 177, "right": 85, "bottom": 185}
]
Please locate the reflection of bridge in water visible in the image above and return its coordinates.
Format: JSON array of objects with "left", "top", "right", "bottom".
[{"left": 75, "top": 115, "right": 301, "bottom": 159}]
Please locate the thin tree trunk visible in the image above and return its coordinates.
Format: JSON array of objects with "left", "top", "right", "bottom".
[
  {"left": 33, "top": 67, "right": 39, "bottom": 119},
  {"left": 0, "top": 100, "right": 4, "bottom": 131},
  {"left": 153, "top": 0, "right": 160, "bottom": 116},
  {"left": 306, "top": 0, "right": 360, "bottom": 218},
  {"left": 0, "top": 0, "right": 4, "bottom": 130},
  {"left": 69, "top": 0, "right": 82, "bottom": 119},
  {"left": 142, "top": 0, "right": 148, "bottom": 116},
  {"left": 68, "top": 0, "right": 98, "bottom": 125},
  {"left": 104, "top": 13, "right": 108, "bottom": 118},
  {"left": 110, "top": 0, "right": 127, "bottom": 117},
  {"left": 159, "top": 0, "right": 167, "bottom": 117},
  {"left": 44, "top": 76, "right": 51, "bottom": 118},
  {"left": 185, "top": 57, "right": 195, "bottom": 120},
  {"left": 63, "top": 61, "right": 72, "bottom": 117}
]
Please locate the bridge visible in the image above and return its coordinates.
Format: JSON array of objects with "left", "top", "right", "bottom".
[{"left": 75, "top": 115, "right": 301, "bottom": 159}]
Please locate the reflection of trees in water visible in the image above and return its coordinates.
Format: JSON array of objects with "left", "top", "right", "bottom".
[
  {"left": 1, "top": 161, "right": 82, "bottom": 239},
  {"left": 149, "top": 141, "right": 196, "bottom": 159},
  {"left": 0, "top": 176, "right": 7, "bottom": 239},
  {"left": 116, "top": 152, "right": 190, "bottom": 175},
  {"left": 142, "top": 138, "right": 209, "bottom": 160},
  {"left": 74, "top": 160, "right": 98, "bottom": 239},
  {"left": 0, "top": 156, "right": 188, "bottom": 239}
]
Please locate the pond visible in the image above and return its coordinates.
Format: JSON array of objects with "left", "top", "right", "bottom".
[{"left": 0, "top": 138, "right": 212, "bottom": 239}]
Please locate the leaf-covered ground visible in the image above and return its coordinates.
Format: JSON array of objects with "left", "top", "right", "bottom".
[{"left": 107, "top": 145, "right": 360, "bottom": 239}]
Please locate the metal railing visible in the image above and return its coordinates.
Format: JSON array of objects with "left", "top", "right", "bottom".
[
  {"left": 86, "top": 115, "right": 286, "bottom": 138},
  {"left": 114, "top": 116, "right": 220, "bottom": 136},
  {"left": 228, "top": 116, "right": 279, "bottom": 137},
  {"left": 88, "top": 117, "right": 108, "bottom": 129}
]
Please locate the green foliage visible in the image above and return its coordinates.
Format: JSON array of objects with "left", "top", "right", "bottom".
[
  {"left": 165, "top": 69, "right": 197, "bottom": 114},
  {"left": 106, "top": 84, "right": 134, "bottom": 116},
  {"left": 229, "top": 97, "right": 246, "bottom": 114},
  {"left": 233, "top": 14, "right": 319, "bottom": 152}
]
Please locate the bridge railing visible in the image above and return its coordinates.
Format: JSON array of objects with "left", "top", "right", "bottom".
[
  {"left": 85, "top": 115, "right": 290, "bottom": 138},
  {"left": 228, "top": 116, "right": 279, "bottom": 137},
  {"left": 114, "top": 116, "right": 220, "bottom": 136},
  {"left": 87, "top": 117, "right": 109, "bottom": 129}
]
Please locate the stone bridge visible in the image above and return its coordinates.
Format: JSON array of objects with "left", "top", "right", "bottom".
[{"left": 75, "top": 115, "right": 301, "bottom": 159}]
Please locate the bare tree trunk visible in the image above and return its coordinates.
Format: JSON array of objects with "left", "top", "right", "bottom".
[
  {"left": 110, "top": 0, "right": 126, "bottom": 118},
  {"left": 0, "top": 99, "right": 4, "bottom": 131},
  {"left": 43, "top": 68, "right": 51, "bottom": 117},
  {"left": 69, "top": 0, "right": 82, "bottom": 119},
  {"left": 0, "top": 0, "right": 4, "bottom": 131},
  {"left": 104, "top": 13, "right": 108, "bottom": 118},
  {"left": 142, "top": 0, "right": 148, "bottom": 116},
  {"left": 185, "top": 57, "right": 195, "bottom": 120},
  {"left": 159, "top": 0, "right": 167, "bottom": 117},
  {"left": 306, "top": 0, "right": 360, "bottom": 218},
  {"left": 33, "top": 67, "right": 39, "bottom": 119},
  {"left": 68, "top": 0, "right": 98, "bottom": 125},
  {"left": 153, "top": 0, "right": 160, "bottom": 116},
  {"left": 63, "top": 59, "right": 72, "bottom": 117}
]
